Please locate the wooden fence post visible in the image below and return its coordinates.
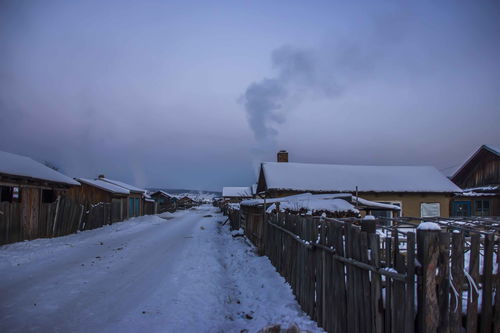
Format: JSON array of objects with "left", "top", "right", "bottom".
[{"left": 417, "top": 228, "right": 441, "bottom": 333}]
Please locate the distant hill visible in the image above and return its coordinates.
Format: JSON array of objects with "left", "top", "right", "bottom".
[{"left": 147, "top": 188, "right": 221, "bottom": 196}]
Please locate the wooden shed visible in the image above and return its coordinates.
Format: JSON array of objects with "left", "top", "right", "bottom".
[
  {"left": 450, "top": 145, "right": 500, "bottom": 216},
  {"left": 67, "top": 178, "right": 130, "bottom": 222},
  {"left": 97, "top": 175, "right": 145, "bottom": 218},
  {"left": 222, "top": 186, "right": 253, "bottom": 203},
  {"left": 150, "top": 190, "right": 176, "bottom": 213},
  {"left": 0, "top": 150, "right": 80, "bottom": 243},
  {"left": 256, "top": 151, "right": 462, "bottom": 219}
]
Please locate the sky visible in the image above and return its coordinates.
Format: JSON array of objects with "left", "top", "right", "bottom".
[{"left": 1, "top": 0, "right": 499, "bottom": 191}]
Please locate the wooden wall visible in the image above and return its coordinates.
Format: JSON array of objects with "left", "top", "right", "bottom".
[{"left": 66, "top": 183, "right": 113, "bottom": 207}]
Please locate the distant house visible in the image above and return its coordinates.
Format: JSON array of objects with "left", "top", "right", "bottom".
[
  {"left": 97, "top": 175, "right": 145, "bottom": 218},
  {"left": 0, "top": 150, "right": 80, "bottom": 242},
  {"left": 67, "top": 178, "right": 129, "bottom": 222},
  {"left": 450, "top": 145, "right": 500, "bottom": 217},
  {"left": 176, "top": 196, "right": 196, "bottom": 209},
  {"left": 256, "top": 151, "right": 462, "bottom": 218},
  {"left": 142, "top": 192, "right": 156, "bottom": 215},
  {"left": 150, "top": 190, "right": 176, "bottom": 213},
  {"left": 222, "top": 186, "right": 253, "bottom": 203}
]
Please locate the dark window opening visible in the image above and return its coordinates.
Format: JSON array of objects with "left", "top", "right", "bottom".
[
  {"left": 42, "top": 189, "right": 56, "bottom": 203},
  {"left": 474, "top": 200, "right": 490, "bottom": 217},
  {"left": 1, "top": 186, "right": 13, "bottom": 202}
]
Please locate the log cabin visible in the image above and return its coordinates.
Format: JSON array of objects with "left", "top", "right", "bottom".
[
  {"left": 450, "top": 145, "right": 500, "bottom": 217},
  {"left": 0, "top": 150, "right": 80, "bottom": 241},
  {"left": 256, "top": 151, "right": 462, "bottom": 219},
  {"left": 67, "top": 178, "right": 129, "bottom": 222},
  {"left": 150, "top": 190, "right": 176, "bottom": 213}
]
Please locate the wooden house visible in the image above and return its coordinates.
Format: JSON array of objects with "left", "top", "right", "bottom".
[
  {"left": 0, "top": 150, "right": 80, "bottom": 243},
  {"left": 222, "top": 186, "right": 253, "bottom": 203},
  {"left": 256, "top": 151, "right": 462, "bottom": 218},
  {"left": 176, "top": 196, "right": 196, "bottom": 209},
  {"left": 67, "top": 178, "right": 129, "bottom": 222},
  {"left": 150, "top": 190, "right": 176, "bottom": 213},
  {"left": 142, "top": 192, "right": 156, "bottom": 215},
  {"left": 97, "top": 175, "right": 145, "bottom": 218},
  {"left": 450, "top": 145, "right": 500, "bottom": 217}
]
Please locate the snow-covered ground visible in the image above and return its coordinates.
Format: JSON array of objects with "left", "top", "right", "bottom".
[{"left": 0, "top": 205, "right": 323, "bottom": 333}]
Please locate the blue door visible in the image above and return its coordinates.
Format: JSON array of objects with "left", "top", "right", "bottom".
[
  {"left": 129, "top": 198, "right": 134, "bottom": 217},
  {"left": 135, "top": 198, "right": 140, "bottom": 217},
  {"left": 452, "top": 201, "right": 470, "bottom": 217}
]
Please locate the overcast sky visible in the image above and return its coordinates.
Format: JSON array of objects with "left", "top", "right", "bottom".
[{"left": 1, "top": 0, "right": 499, "bottom": 191}]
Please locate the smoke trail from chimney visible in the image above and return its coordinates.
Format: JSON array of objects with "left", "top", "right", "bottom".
[{"left": 241, "top": 45, "right": 340, "bottom": 149}]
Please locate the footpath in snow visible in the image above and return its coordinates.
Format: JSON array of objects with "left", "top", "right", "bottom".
[{"left": 0, "top": 205, "right": 323, "bottom": 333}]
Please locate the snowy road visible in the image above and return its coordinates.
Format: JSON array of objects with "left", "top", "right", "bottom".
[{"left": 0, "top": 206, "right": 323, "bottom": 333}]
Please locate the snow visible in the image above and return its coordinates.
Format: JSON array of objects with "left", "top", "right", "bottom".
[
  {"left": 463, "top": 185, "right": 499, "bottom": 192},
  {"left": 0, "top": 150, "right": 80, "bottom": 186},
  {"left": 76, "top": 178, "right": 130, "bottom": 195},
  {"left": 261, "top": 162, "right": 462, "bottom": 193},
  {"left": 0, "top": 206, "right": 323, "bottom": 333},
  {"left": 417, "top": 222, "right": 441, "bottom": 231},
  {"left": 363, "top": 215, "right": 376, "bottom": 220},
  {"left": 241, "top": 193, "right": 400, "bottom": 211},
  {"left": 98, "top": 177, "right": 145, "bottom": 193},
  {"left": 222, "top": 186, "right": 253, "bottom": 198},
  {"left": 459, "top": 192, "right": 497, "bottom": 197},
  {"left": 266, "top": 198, "right": 358, "bottom": 215}
]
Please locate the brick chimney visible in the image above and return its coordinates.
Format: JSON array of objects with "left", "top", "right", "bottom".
[{"left": 277, "top": 150, "right": 288, "bottom": 163}]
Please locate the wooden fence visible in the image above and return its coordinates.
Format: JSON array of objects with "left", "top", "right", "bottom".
[
  {"left": 260, "top": 213, "right": 499, "bottom": 333},
  {"left": 1, "top": 197, "right": 126, "bottom": 245}
]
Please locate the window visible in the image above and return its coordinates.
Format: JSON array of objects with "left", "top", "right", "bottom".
[
  {"left": 474, "top": 200, "right": 490, "bottom": 217},
  {"left": 41, "top": 189, "right": 56, "bottom": 203},
  {"left": 1, "top": 186, "right": 13, "bottom": 202},
  {"left": 370, "top": 202, "right": 402, "bottom": 226},
  {"left": 452, "top": 201, "right": 471, "bottom": 217},
  {"left": 421, "top": 203, "right": 440, "bottom": 218}
]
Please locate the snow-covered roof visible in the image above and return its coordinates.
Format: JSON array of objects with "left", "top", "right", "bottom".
[
  {"left": 151, "top": 190, "right": 173, "bottom": 198},
  {"left": 241, "top": 192, "right": 400, "bottom": 211},
  {"left": 0, "top": 150, "right": 79, "bottom": 186},
  {"left": 260, "top": 162, "right": 462, "bottom": 193},
  {"left": 98, "top": 177, "right": 145, "bottom": 193},
  {"left": 451, "top": 144, "right": 500, "bottom": 179},
  {"left": 484, "top": 145, "right": 500, "bottom": 156},
  {"left": 76, "top": 178, "right": 130, "bottom": 195},
  {"left": 266, "top": 198, "right": 358, "bottom": 215},
  {"left": 222, "top": 186, "right": 253, "bottom": 198}
]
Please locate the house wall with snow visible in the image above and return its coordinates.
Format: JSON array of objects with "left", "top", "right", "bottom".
[{"left": 450, "top": 145, "right": 500, "bottom": 217}]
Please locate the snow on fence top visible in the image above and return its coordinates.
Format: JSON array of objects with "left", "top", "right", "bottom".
[
  {"left": 261, "top": 162, "right": 462, "bottom": 193},
  {"left": 222, "top": 186, "right": 252, "bottom": 198},
  {"left": 98, "top": 177, "right": 145, "bottom": 193},
  {"left": 0, "top": 150, "right": 80, "bottom": 186},
  {"left": 76, "top": 178, "right": 130, "bottom": 195}
]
